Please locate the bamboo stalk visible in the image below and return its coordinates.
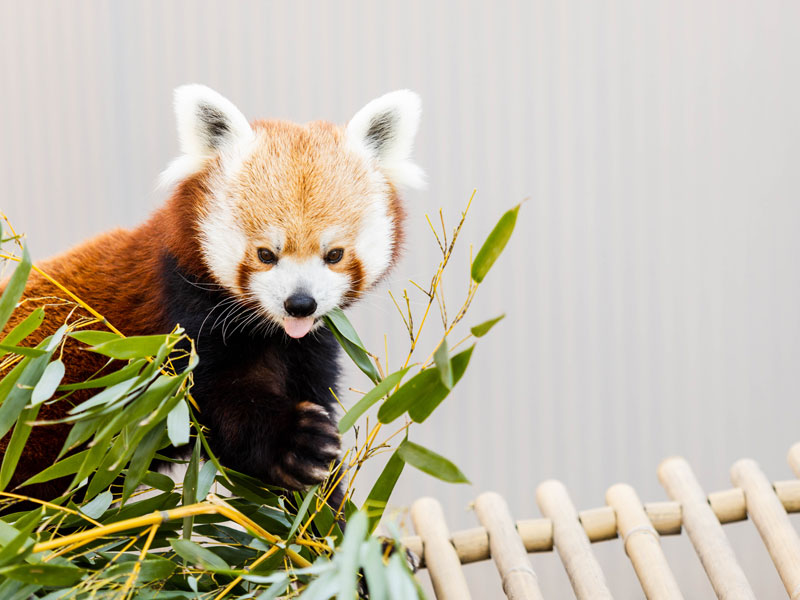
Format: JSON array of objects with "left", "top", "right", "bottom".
[
  {"left": 730, "top": 459, "right": 800, "bottom": 598},
  {"left": 410, "top": 497, "right": 472, "bottom": 600},
  {"left": 474, "top": 491, "right": 544, "bottom": 600},
  {"left": 606, "top": 483, "right": 683, "bottom": 599},
  {"left": 536, "top": 480, "right": 612, "bottom": 599},
  {"left": 32, "top": 497, "right": 311, "bottom": 568},
  {"left": 658, "top": 457, "right": 755, "bottom": 599}
]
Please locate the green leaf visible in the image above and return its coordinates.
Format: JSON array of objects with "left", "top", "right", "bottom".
[
  {"left": 80, "top": 490, "right": 113, "bottom": 519},
  {"left": 471, "top": 204, "right": 520, "bottom": 283},
  {"left": 141, "top": 470, "right": 175, "bottom": 493},
  {"left": 470, "top": 314, "right": 506, "bottom": 337},
  {"left": 408, "top": 345, "right": 475, "bottom": 422},
  {"left": 0, "top": 245, "right": 32, "bottom": 333},
  {"left": 324, "top": 307, "right": 368, "bottom": 351},
  {"left": 0, "top": 327, "right": 65, "bottom": 440},
  {"left": 169, "top": 538, "right": 229, "bottom": 571},
  {"left": 103, "top": 557, "right": 175, "bottom": 583},
  {"left": 182, "top": 437, "right": 201, "bottom": 539},
  {"left": 67, "top": 330, "right": 122, "bottom": 346},
  {"left": 338, "top": 366, "right": 412, "bottom": 433},
  {"left": 66, "top": 377, "right": 138, "bottom": 415},
  {"left": 336, "top": 510, "right": 368, "bottom": 600},
  {"left": 122, "top": 427, "right": 165, "bottom": 503},
  {"left": 57, "top": 359, "right": 145, "bottom": 390},
  {"left": 0, "top": 404, "right": 40, "bottom": 490},
  {"left": 30, "top": 359, "right": 65, "bottom": 406},
  {"left": 377, "top": 369, "right": 440, "bottom": 424},
  {"left": 166, "top": 398, "right": 190, "bottom": 447},
  {"left": 0, "top": 563, "right": 84, "bottom": 587},
  {"left": 196, "top": 461, "right": 217, "bottom": 501},
  {"left": 87, "top": 334, "right": 176, "bottom": 360},
  {"left": 323, "top": 315, "right": 380, "bottom": 384},
  {"left": 363, "top": 450, "right": 405, "bottom": 533},
  {"left": 18, "top": 449, "right": 89, "bottom": 487},
  {"left": 360, "top": 537, "right": 389, "bottom": 600},
  {"left": 0, "top": 307, "right": 44, "bottom": 352},
  {"left": 0, "top": 344, "right": 46, "bottom": 358},
  {"left": 433, "top": 338, "right": 452, "bottom": 389},
  {"left": 286, "top": 485, "right": 318, "bottom": 544},
  {"left": 397, "top": 440, "right": 470, "bottom": 483},
  {"left": 0, "top": 508, "right": 42, "bottom": 567}
]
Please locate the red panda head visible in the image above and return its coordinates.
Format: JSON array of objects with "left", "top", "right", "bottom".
[{"left": 161, "top": 85, "right": 423, "bottom": 338}]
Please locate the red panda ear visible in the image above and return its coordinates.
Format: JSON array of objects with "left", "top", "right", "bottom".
[
  {"left": 160, "top": 84, "right": 254, "bottom": 187},
  {"left": 346, "top": 90, "right": 426, "bottom": 190}
]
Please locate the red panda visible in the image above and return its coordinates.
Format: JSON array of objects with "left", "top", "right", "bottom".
[{"left": 1, "top": 84, "right": 424, "bottom": 501}]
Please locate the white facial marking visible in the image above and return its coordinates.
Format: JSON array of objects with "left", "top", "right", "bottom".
[{"left": 249, "top": 256, "right": 350, "bottom": 324}]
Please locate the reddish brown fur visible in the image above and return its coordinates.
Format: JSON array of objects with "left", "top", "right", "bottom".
[
  {"left": 1, "top": 115, "right": 407, "bottom": 501},
  {"left": 0, "top": 173, "right": 214, "bottom": 499}
]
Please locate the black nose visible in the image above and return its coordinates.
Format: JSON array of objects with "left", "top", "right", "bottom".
[{"left": 284, "top": 293, "right": 317, "bottom": 317}]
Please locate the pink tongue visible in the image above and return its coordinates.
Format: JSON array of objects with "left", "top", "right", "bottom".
[{"left": 283, "top": 316, "right": 315, "bottom": 339}]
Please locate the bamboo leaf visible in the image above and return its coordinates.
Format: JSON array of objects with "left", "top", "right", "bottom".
[
  {"left": 397, "top": 440, "right": 470, "bottom": 483},
  {"left": 182, "top": 437, "right": 201, "bottom": 539},
  {"left": 57, "top": 359, "right": 145, "bottom": 391},
  {"left": 79, "top": 490, "right": 113, "bottom": 519},
  {"left": 335, "top": 510, "right": 367, "bottom": 600},
  {"left": 433, "top": 338, "right": 452, "bottom": 389},
  {"left": 122, "top": 427, "right": 165, "bottom": 503},
  {"left": 377, "top": 369, "right": 440, "bottom": 424},
  {"left": 166, "top": 398, "right": 190, "bottom": 447},
  {"left": 30, "top": 359, "right": 65, "bottom": 406},
  {"left": 0, "top": 307, "right": 44, "bottom": 351},
  {"left": 286, "top": 485, "right": 318, "bottom": 544},
  {"left": 363, "top": 449, "right": 405, "bottom": 533},
  {"left": 169, "top": 538, "right": 229, "bottom": 571},
  {"left": 86, "top": 334, "right": 177, "bottom": 360},
  {"left": 18, "top": 449, "right": 90, "bottom": 487},
  {"left": 323, "top": 315, "right": 380, "bottom": 384},
  {"left": 67, "top": 330, "right": 122, "bottom": 346},
  {"left": 470, "top": 314, "right": 506, "bottom": 337},
  {"left": 324, "top": 307, "right": 368, "bottom": 351},
  {"left": 408, "top": 345, "right": 475, "bottom": 422},
  {"left": 0, "top": 245, "right": 32, "bottom": 333},
  {"left": 103, "top": 558, "right": 175, "bottom": 583},
  {"left": 0, "top": 404, "right": 40, "bottom": 491},
  {"left": 0, "top": 344, "right": 46, "bottom": 358},
  {"left": 471, "top": 204, "right": 520, "bottom": 283},
  {"left": 0, "top": 328, "right": 65, "bottom": 440},
  {"left": 196, "top": 461, "right": 217, "bottom": 501},
  {"left": 0, "top": 563, "right": 84, "bottom": 587},
  {"left": 338, "top": 366, "right": 412, "bottom": 433}
]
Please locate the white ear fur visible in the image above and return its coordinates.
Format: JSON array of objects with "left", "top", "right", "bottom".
[
  {"left": 346, "top": 90, "right": 425, "bottom": 189},
  {"left": 159, "top": 84, "right": 254, "bottom": 187}
]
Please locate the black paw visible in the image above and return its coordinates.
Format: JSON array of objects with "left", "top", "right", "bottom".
[{"left": 270, "top": 401, "right": 340, "bottom": 490}]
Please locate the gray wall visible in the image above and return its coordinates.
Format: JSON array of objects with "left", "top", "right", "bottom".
[{"left": 3, "top": 1, "right": 800, "bottom": 596}]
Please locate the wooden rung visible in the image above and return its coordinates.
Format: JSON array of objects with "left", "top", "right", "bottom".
[
  {"left": 658, "top": 457, "right": 755, "bottom": 599},
  {"left": 410, "top": 497, "right": 472, "bottom": 600},
  {"left": 606, "top": 483, "right": 684, "bottom": 599},
  {"left": 474, "top": 491, "right": 545, "bottom": 600},
  {"left": 730, "top": 459, "right": 800, "bottom": 599},
  {"left": 536, "top": 480, "right": 613, "bottom": 599},
  {"left": 788, "top": 442, "right": 800, "bottom": 478},
  {"left": 404, "top": 479, "right": 800, "bottom": 568}
]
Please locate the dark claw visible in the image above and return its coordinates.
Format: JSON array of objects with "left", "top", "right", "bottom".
[{"left": 270, "top": 401, "right": 341, "bottom": 489}]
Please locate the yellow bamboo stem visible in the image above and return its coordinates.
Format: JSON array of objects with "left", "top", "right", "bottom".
[{"left": 33, "top": 499, "right": 311, "bottom": 568}]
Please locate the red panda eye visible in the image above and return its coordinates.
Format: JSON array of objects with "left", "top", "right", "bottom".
[
  {"left": 325, "top": 248, "right": 344, "bottom": 264},
  {"left": 257, "top": 248, "right": 277, "bottom": 264}
]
